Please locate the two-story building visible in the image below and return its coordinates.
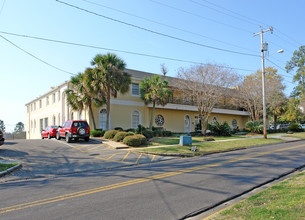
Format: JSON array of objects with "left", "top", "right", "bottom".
[{"left": 25, "top": 69, "right": 249, "bottom": 139}]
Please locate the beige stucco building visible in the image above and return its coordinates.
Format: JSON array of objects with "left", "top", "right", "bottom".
[{"left": 25, "top": 69, "right": 249, "bottom": 139}]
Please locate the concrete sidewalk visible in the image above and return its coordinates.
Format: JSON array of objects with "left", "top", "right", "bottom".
[{"left": 91, "top": 137, "right": 130, "bottom": 149}]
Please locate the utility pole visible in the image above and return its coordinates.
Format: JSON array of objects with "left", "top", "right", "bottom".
[{"left": 253, "top": 26, "right": 273, "bottom": 139}]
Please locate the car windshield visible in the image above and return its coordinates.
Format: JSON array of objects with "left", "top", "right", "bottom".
[
  {"left": 51, "top": 126, "right": 58, "bottom": 129},
  {"left": 72, "top": 121, "right": 88, "bottom": 128}
]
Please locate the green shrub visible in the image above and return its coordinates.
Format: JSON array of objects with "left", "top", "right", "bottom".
[
  {"left": 123, "top": 135, "right": 142, "bottom": 146},
  {"left": 104, "top": 130, "right": 119, "bottom": 139},
  {"left": 90, "top": 130, "right": 105, "bottom": 137},
  {"left": 125, "top": 128, "right": 136, "bottom": 133},
  {"left": 136, "top": 125, "right": 146, "bottom": 134},
  {"left": 210, "top": 121, "right": 232, "bottom": 136},
  {"left": 162, "top": 130, "right": 172, "bottom": 137},
  {"left": 288, "top": 123, "right": 302, "bottom": 132},
  {"left": 114, "top": 127, "right": 123, "bottom": 131},
  {"left": 113, "top": 132, "right": 131, "bottom": 142},
  {"left": 143, "top": 130, "right": 154, "bottom": 139},
  {"left": 153, "top": 130, "right": 163, "bottom": 137},
  {"left": 134, "top": 134, "right": 147, "bottom": 145},
  {"left": 246, "top": 121, "right": 263, "bottom": 133}
]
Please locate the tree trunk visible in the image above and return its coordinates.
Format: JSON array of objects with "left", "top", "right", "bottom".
[
  {"left": 274, "top": 114, "right": 277, "bottom": 130},
  {"left": 149, "top": 101, "right": 155, "bottom": 130},
  {"left": 106, "top": 87, "right": 111, "bottom": 131},
  {"left": 89, "top": 105, "right": 96, "bottom": 130}
]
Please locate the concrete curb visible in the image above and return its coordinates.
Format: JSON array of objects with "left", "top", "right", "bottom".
[
  {"left": 0, "top": 161, "right": 23, "bottom": 177},
  {"left": 91, "top": 138, "right": 130, "bottom": 149}
]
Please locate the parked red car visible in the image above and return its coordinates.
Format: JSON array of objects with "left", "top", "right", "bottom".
[
  {"left": 56, "top": 120, "right": 90, "bottom": 143},
  {"left": 41, "top": 126, "right": 58, "bottom": 139}
]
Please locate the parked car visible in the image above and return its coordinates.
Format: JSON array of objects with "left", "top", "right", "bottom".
[
  {"left": 56, "top": 120, "right": 90, "bottom": 143},
  {"left": 41, "top": 126, "right": 58, "bottom": 139},
  {"left": 276, "top": 124, "right": 289, "bottom": 130},
  {"left": 300, "top": 124, "right": 305, "bottom": 129},
  {"left": 0, "top": 129, "right": 5, "bottom": 145}
]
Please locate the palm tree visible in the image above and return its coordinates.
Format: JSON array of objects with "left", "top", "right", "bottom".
[
  {"left": 140, "top": 75, "right": 172, "bottom": 129},
  {"left": 89, "top": 53, "right": 131, "bottom": 131},
  {"left": 65, "top": 69, "right": 104, "bottom": 130}
]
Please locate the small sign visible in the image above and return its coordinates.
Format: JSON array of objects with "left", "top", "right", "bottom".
[{"left": 191, "top": 146, "right": 197, "bottom": 152}]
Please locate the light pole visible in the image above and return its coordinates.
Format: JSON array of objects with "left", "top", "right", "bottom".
[{"left": 254, "top": 27, "right": 283, "bottom": 139}]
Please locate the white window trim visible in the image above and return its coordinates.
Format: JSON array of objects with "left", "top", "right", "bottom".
[
  {"left": 131, "top": 110, "right": 142, "bottom": 129},
  {"left": 99, "top": 108, "right": 111, "bottom": 130},
  {"left": 131, "top": 83, "right": 140, "bottom": 97}
]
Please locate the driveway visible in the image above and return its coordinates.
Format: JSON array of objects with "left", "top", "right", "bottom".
[{"left": 0, "top": 139, "right": 172, "bottom": 182}]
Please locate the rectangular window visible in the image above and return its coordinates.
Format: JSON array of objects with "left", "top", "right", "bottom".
[
  {"left": 31, "top": 104, "right": 33, "bottom": 112},
  {"left": 40, "top": 119, "right": 43, "bottom": 132},
  {"left": 34, "top": 102, "right": 36, "bottom": 111},
  {"left": 52, "top": 93, "right": 56, "bottom": 104},
  {"left": 27, "top": 106, "right": 29, "bottom": 113},
  {"left": 44, "top": 117, "right": 48, "bottom": 129},
  {"left": 131, "top": 83, "right": 140, "bottom": 96},
  {"left": 39, "top": 100, "right": 42, "bottom": 108},
  {"left": 58, "top": 91, "right": 60, "bottom": 102},
  {"left": 46, "top": 96, "right": 49, "bottom": 106}
]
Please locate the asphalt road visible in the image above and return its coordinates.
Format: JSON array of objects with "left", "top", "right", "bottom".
[
  {"left": 0, "top": 139, "right": 172, "bottom": 182},
  {"left": 1, "top": 140, "right": 305, "bottom": 219}
]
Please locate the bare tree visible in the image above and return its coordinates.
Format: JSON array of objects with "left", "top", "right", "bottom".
[
  {"left": 239, "top": 67, "right": 285, "bottom": 122},
  {"left": 175, "top": 64, "right": 240, "bottom": 134},
  {"left": 160, "top": 63, "right": 169, "bottom": 76}
]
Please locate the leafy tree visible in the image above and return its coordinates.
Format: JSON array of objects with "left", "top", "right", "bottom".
[
  {"left": 140, "top": 75, "right": 172, "bottom": 130},
  {"left": 175, "top": 64, "right": 239, "bottom": 134},
  {"left": 0, "top": 120, "right": 5, "bottom": 132},
  {"left": 239, "top": 67, "right": 285, "bottom": 121},
  {"left": 279, "top": 98, "right": 303, "bottom": 123},
  {"left": 286, "top": 46, "right": 305, "bottom": 94},
  {"left": 65, "top": 69, "right": 104, "bottom": 130},
  {"left": 14, "top": 122, "right": 24, "bottom": 134},
  {"left": 89, "top": 53, "right": 131, "bottom": 130}
]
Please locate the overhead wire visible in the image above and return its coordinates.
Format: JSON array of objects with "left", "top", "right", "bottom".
[
  {"left": 79, "top": 0, "right": 257, "bottom": 53},
  {"left": 195, "top": 0, "right": 268, "bottom": 27},
  {"left": 188, "top": 0, "right": 259, "bottom": 27},
  {"left": 0, "top": 35, "right": 75, "bottom": 75},
  {"left": 193, "top": 0, "right": 302, "bottom": 50},
  {"left": 56, "top": 0, "right": 259, "bottom": 58},
  {"left": 148, "top": 0, "right": 253, "bottom": 34},
  {"left": 0, "top": 30, "right": 255, "bottom": 72}
]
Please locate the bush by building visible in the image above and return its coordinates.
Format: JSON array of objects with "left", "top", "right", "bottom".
[
  {"left": 104, "top": 130, "right": 119, "bottom": 139},
  {"left": 210, "top": 121, "right": 232, "bottom": 136},
  {"left": 90, "top": 130, "right": 105, "bottom": 137},
  {"left": 113, "top": 131, "right": 131, "bottom": 142},
  {"left": 123, "top": 135, "right": 143, "bottom": 146}
]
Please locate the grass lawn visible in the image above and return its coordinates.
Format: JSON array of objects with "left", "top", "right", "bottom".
[
  {"left": 138, "top": 138, "right": 283, "bottom": 155},
  {"left": 284, "top": 132, "right": 305, "bottom": 139},
  {"left": 211, "top": 171, "right": 305, "bottom": 220},
  {"left": 0, "top": 163, "right": 17, "bottom": 172},
  {"left": 148, "top": 135, "right": 244, "bottom": 146}
]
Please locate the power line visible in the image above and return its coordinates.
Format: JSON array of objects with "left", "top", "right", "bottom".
[
  {"left": 195, "top": 0, "right": 301, "bottom": 50},
  {"left": 0, "top": 35, "right": 75, "bottom": 75},
  {"left": 0, "top": 0, "right": 6, "bottom": 18},
  {"left": 196, "top": 0, "right": 268, "bottom": 27},
  {"left": 148, "top": 0, "right": 253, "bottom": 34},
  {"left": 56, "top": 0, "right": 259, "bottom": 57},
  {"left": 79, "top": 0, "right": 257, "bottom": 53},
  {"left": 188, "top": 0, "right": 259, "bottom": 26},
  {"left": 0, "top": 30, "right": 255, "bottom": 72}
]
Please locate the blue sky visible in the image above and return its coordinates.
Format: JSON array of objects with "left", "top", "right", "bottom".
[{"left": 0, "top": 0, "right": 304, "bottom": 131}]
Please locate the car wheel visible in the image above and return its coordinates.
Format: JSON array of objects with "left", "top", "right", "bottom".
[
  {"left": 48, "top": 133, "right": 51, "bottom": 139},
  {"left": 75, "top": 138, "right": 79, "bottom": 142},
  {"left": 56, "top": 132, "right": 61, "bottom": 140},
  {"left": 41, "top": 134, "right": 44, "bottom": 139},
  {"left": 65, "top": 133, "right": 71, "bottom": 143},
  {"left": 85, "top": 137, "right": 89, "bottom": 142}
]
